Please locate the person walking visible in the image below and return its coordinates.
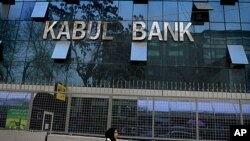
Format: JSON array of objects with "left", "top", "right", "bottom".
[{"left": 105, "top": 128, "right": 118, "bottom": 141}]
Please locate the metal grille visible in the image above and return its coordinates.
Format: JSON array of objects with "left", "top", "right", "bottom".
[
  {"left": 0, "top": 88, "right": 250, "bottom": 141},
  {"left": 69, "top": 97, "right": 108, "bottom": 134}
]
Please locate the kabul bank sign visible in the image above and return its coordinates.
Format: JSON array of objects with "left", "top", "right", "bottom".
[{"left": 43, "top": 21, "right": 194, "bottom": 42}]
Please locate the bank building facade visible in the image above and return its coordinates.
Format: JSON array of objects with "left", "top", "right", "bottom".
[{"left": 0, "top": 0, "right": 250, "bottom": 141}]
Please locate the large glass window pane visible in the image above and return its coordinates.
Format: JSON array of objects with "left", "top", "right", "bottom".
[
  {"left": 74, "top": 1, "right": 89, "bottom": 20},
  {"left": 21, "top": 2, "right": 35, "bottom": 20},
  {"left": 17, "top": 21, "right": 32, "bottom": 40},
  {"left": 48, "top": 2, "right": 62, "bottom": 20},
  {"left": 226, "top": 23, "right": 242, "bottom": 45},
  {"left": 133, "top": 4, "right": 147, "bottom": 20},
  {"left": 118, "top": 1, "right": 132, "bottom": 20},
  {"left": 209, "top": 2, "right": 224, "bottom": 22},
  {"left": 163, "top": 1, "right": 178, "bottom": 21},
  {"left": 0, "top": 21, "right": 18, "bottom": 41},
  {"left": 13, "top": 41, "right": 28, "bottom": 62},
  {"left": 8, "top": 2, "right": 23, "bottom": 20},
  {"left": 210, "top": 23, "right": 226, "bottom": 45},
  {"left": 148, "top": 1, "right": 162, "bottom": 21},
  {"left": 178, "top": 2, "right": 192, "bottom": 21},
  {"left": 242, "top": 24, "right": 250, "bottom": 46},
  {"left": 240, "top": 3, "right": 250, "bottom": 23},
  {"left": 30, "top": 22, "right": 45, "bottom": 40},
  {"left": 224, "top": 4, "right": 240, "bottom": 22}
]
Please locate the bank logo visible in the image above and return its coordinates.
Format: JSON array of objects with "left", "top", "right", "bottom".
[{"left": 230, "top": 125, "right": 250, "bottom": 141}]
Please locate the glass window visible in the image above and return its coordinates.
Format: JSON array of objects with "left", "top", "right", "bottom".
[
  {"left": 148, "top": 1, "right": 162, "bottom": 21},
  {"left": 12, "top": 41, "right": 28, "bottom": 62},
  {"left": 8, "top": 2, "right": 23, "bottom": 20},
  {"left": 31, "top": 2, "right": 49, "bottom": 18},
  {"left": 210, "top": 23, "right": 226, "bottom": 45},
  {"left": 30, "top": 21, "right": 45, "bottom": 40},
  {"left": 240, "top": 3, "right": 250, "bottom": 23},
  {"left": 133, "top": 4, "right": 147, "bottom": 20},
  {"left": 209, "top": 2, "right": 224, "bottom": 22},
  {"left": 242, "top": 24, "right": 250, "bottom": 46},
  {"left": 20, "top": 2, "right": 35, "bottom": 20},
  {"left": 226, "top": 23, "right": 242, "bottom": 45},
  {"left": 178, "top": 2, "right": 192, "bottom": 21},
  {"left": 74, "top": 1, "right": 89, "bottom": 20},
  {"left": 130, "top": 42, "right": 147, "bottom": 61},
  {"left": 51, "top": 41, "right": 71, "bottom": 59},
  {"left": 163, "top": 1, "right": 178, "bottom": 21},
  {"left": 118, "top": 1, "right": 132, "bottom": 20},
  {"left": 61, "top": 3, "right": 74, "bottom": 20},
  {"left": 228, "top": 45, "right": 249, "bottom": 64},
  {"left": 0, "top": 21, "right": 19, "bottom": 40},
  {"left": 1, "top": 4, "right": 10, "bottom": 19},
  {"left": 224, "top": 4, "right": 240, "bottom": 22},
  {"left": 17, "top": 21, "right": 32, "bottom": 40},
  {"left": 48, "top": 2, "right": 62, "bottom": 20}
]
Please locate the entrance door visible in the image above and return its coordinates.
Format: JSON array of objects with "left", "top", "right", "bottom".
[{"left": 42, "top": 111, "right": 53, "bottom": 132}]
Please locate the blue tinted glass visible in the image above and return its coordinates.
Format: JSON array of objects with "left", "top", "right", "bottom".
[
  {"left": 74, "top": 1, "right": 89, "bottom": 20},
  {"left": 13, "top": 41, "right": 28, "bottom": 62},
  {"left": 148, "top": 1, "right": 162, "bottom": 21},
  {"left": 8, "top": 2, "right": 23, "bottom": 20},
  {"left": 228, "top": 45, "right": 249, "bottom": 64},
  {"left": 133, "top": 4, "right": 148, "bottom": 20},
  {"left": 21, "top": 2, "right": 35, "bottom": 20},
  {"left": 118, "top": 1, "right": 132, "bottom": 20},
  {"left": 17, "top": 21, "right": 32, "bottom": 40},
  {"left": 224, "top": 4, "right": 240, "bottom": 22},
  {"left": 48, "top": 2, "right": 62, "bottom": 20},
  {"left": 178, "top": 2, "right": 192, "bottom": 21},
  {"left": 163, "top": 1, "right": 178, "bottom": 21},
  {"left": 226, "top": 23, "right": 242, "bottom": 44},
  {"left": 242, "top": 24, "right": 250, "bottom": 45},
  {"left": 240, "top": 3, "right": 250, "bottom": 22},
  {"left": 209, "top": 2, "right": 224, "bottom": 22}
]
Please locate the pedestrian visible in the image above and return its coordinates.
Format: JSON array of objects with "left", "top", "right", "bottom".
[{"left": 105, "top": 128, "right": 118, "bottom": 141}]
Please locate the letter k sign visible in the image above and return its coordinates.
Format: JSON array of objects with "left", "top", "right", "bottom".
[{"left": 230, "top": 125, "right": 250, "bottom": 141}]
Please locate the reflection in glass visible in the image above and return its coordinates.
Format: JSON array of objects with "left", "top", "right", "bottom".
[
  {"left": 209, "top": 2, "right": 224, "bottom": 22},
  {"left": 8, "top": 2, "right": 23, "bottom": 20},
  {"left": 118, "top": 1, "right": 132, "bottom": 20},
  {"left": 178, "top": 2, "right": 192, "bottom": 21},
  {"left": 133, "top": 4, "right": 147, "bottom": 20},
  {"left": 17, "top": 21, "right": 32, "bottom": 40},
  {"left": 224, "top": 4, "right": 240, "bottom": 22},
  {"left": 242, "top": 101, "right": 250, "bottom": 125},
  {"left": 21, "top": 2, "right": 35, "bottom": 20},
  {"left": 148, "top": 1, "right": 162, "bottom": 21},
  {"left": 240, "top": 3, "right": 250, "bottom": 23},
  {"left": 226, "top": 23, "right": 242, "bottom": 45},
  {"left": 242, "top": 24, "right": 250, "bottom": 45},
  {"left": 198, "top": 100, "right": 240, "bottom": 140},
  {"left": 13, "top": 41, "right": 28, "bottom": 62},
  {"left": 163, "top": 1, "right": 178, "bottom": 21},
  {"left": 210, "top": 23, "right": 226, "bottom": 45}
]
